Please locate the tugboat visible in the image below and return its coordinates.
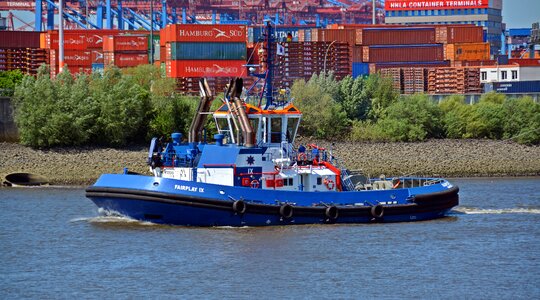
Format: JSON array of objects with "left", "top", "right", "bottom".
[{"left": 86, "top": 23, "right": 459, "bottom": 226}]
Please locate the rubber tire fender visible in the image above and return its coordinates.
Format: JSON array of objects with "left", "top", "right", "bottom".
[
  {"left": 325, "top": 206, "right": 339, "bottom": 220},
  {"left": 371, "top": 204, "right": 384, "bottom": 218},
  {"left": 233, "top": 200, "right": 247, "bottom": 214},
  {"left": 279, "top": 204, "right": 294, "bottom": 219}
]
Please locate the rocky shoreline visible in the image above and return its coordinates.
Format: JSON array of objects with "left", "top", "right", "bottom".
[{"left": 1, "top": 139, "right": 539, "bottom": 186}]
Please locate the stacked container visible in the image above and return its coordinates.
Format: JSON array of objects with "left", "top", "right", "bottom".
[
  {"left": 103, "top": 35, "right": 149, "bottom": 69},
  {"left": 161, "top": 24, "right": 248, "bottom": 93},
  {"left": 0, "top": 31, "right": 45, "bottom": 75}
]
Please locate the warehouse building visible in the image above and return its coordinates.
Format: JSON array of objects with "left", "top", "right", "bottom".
[{"left": 384, "top": 0, "right": 504, "bottom": 55}]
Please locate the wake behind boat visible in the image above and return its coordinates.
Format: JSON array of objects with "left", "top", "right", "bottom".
[{"left": 85, "top": 23, "right": 458, "bottom": 226}]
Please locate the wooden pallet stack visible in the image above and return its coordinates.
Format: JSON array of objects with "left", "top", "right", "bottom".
[
  {"left": 402, "top": 67, "right": 426, "bottom": 94},
  {"left": 427, "top": 67, "right": 481, "bottom": 94},
  {"left": 380, "top": 68, "right": 403, "bottom": 92}
]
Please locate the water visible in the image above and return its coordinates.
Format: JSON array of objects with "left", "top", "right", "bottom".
[{"left": 1, "top": 178, "right": 539, "bottom": 299}]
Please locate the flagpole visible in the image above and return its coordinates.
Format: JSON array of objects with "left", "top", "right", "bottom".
[{"left": 59, "top": 0, "right": 64, "bottom": 73}]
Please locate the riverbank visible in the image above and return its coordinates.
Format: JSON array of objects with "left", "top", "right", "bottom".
[{"left": 1, "top": 139, "right": 539, "bottom": 186}]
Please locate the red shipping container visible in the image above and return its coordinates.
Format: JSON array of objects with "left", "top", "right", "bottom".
[
  {"left": 50, "top": 64, "right": 92, "bottom": 76},
  {"left": 436, "top": 25, "right": 484, "bottom": 43},
  {"left": 103, "top": 35, "right": 148, "bottom": 52},
  {"left": 356, "top": 27, "right": 436, "bottom": 45},
  {"left": 104, "top": 53, "right": 149, "bottom": 67},
  {"left": 91, "top": 50, "right": 104, "bottom": 63},
  {"left": 166, "top": 60, "right": 247, "bottom": 78},
  {"left": 165, "top": 24, "right": 246, "bottom": 43},
  {"left": 363, "top": 45, "right": 444, "bottom": 63},
  {"left": 49, "top": 50, "right": 92, "bottom": 66},
  {"left": 45, "top": 32, "right": 88, "bottom": 50},
  {"left": 0, "top": 31, "right": 41, "bottom": 48},
  {"left": 311, "top": 29, "right": 356, "bottom": 45}
]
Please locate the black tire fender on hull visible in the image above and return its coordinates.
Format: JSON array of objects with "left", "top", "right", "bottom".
[
  {"left": 370, "top": 204, "right": 384, "bottom": 219},
  {"left": 232, "top": 200, "right": 247, "bottom": 214},
  {"left": 279, "top": 204, "right": 294, "bottom": 219}
]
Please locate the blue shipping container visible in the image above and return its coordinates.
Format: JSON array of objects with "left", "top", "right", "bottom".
[
  {"left": 493, "top": 81, "right": 540, "bottom": 93},
  {"left": 169, "top": 42, "right": 246, "bottom": 60},
  {"left": 352, "top": 62, "right": 369, "bottom": 78},
  {"left": 248, "top": 26, "right": 318, "bottom": 43}
]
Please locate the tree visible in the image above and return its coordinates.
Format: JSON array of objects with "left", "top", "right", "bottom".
[
  {"left": 291, "top": 78, "right": 348, "bottom": 139},
  {"left": 338, "top": 75, "right": 370, "bottom": 121}
]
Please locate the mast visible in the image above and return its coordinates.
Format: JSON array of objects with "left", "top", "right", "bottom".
[
  {"left": 59, "top": 0, "right": 64, "bottom": 73},
  {"left": 263, "top": 21, "right": 274, "bottom": 109}
]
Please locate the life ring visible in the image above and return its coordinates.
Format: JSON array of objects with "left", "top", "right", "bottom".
[
  {"left": 371, "top": 204, "right": 384, "bottom": 219},
  {"left": 233, "top": 200, "right": 247, "bottom": 214},
  {"left": 279, "top": 204, "right": 293, "bottom": 219},
  {"left": 323, "top": 178, "right": 335, "bottom": 190},
  {"left": 297, "top": 152, "right": 307, "bottom": 161},
  {"left": 325, "top": 206, "right": 339, "bottom": 220},
  {"left": 393, "top": 179, "right": 401, "bottom": 189},
  {"left": 250, "top": 179, "right": 260, "bottom": 189}
]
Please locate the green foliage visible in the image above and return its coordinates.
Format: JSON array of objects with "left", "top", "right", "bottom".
[
  {"left": 377, "top": 94, "right": 443, "bottom": 142},
  {"left": 12, "top": 64, "right": 190, "bottom": 148},
  {"left": 439, "top": 95, "right": 473, "bottom": 139},
  {"left": 501, "top": 96, "right": 540, "bottom": 145},
  {"left": 291, "top": 77, "right": 348, "bottom": 139},
  {"left": 349, "top": 120, "right": 387, "bottom": 142},
  {"left": 465, "top": 94, "right": 506, "bottom": 139},
  {"left": 338, "top": 75, "right": 370, "bottom": 121},
  {"left": 0, "top": 70, "right": 24, "bottom": 96},
  {"left": 366, "top": 74, "right": 399, "bottom": 121}
]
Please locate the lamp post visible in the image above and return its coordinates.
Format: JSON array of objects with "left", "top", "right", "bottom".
[
  {"left": 59, "top": 0, "right": 64, "bottom": 73},
  {"left": 150, "top": 0, "right": 154, "bottom": 65},
  {"left": 323, "top": 40, "right": 337, "bottom": 75}
]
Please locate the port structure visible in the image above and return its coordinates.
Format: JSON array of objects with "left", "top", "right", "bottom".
[{"left": 0, "top": 0, "right": 385, "bottom": 31}]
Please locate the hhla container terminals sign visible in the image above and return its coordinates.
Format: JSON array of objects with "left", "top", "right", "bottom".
[{"left": 385, "top": 0, "right": 489, "bottom": 10}]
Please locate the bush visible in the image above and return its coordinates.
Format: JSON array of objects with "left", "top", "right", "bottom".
[
  {"left": 0, "top": 70, "right": 24, "bottom": 96},
  {"left": 13, "top": 65, "right": 193, "bottom": 148},
  {"left": 377, "top": 94, "right": 443, "bottom": 142},
  {"left": 465, "top": 93, "right": 506, "bottom": 139},
  {"left": 502, "top": 96, "right": 540, "bottom": 145}
]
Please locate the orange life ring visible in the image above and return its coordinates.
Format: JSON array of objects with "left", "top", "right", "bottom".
[
  {"left": 324, "top": 178, "right": 335, "bottom": 190},
  {"left": 250, "top": 179, "right": 260, "bottom": 189},
  {"left": 297, "top": 152, "right": 307, "bottom": 161}
]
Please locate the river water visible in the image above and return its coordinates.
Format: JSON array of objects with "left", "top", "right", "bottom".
[{"left": 1, "top": 177, "right": 539, "bottom": 299}]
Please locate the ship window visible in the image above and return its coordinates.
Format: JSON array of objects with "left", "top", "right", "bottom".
[
  {"left": 270, "top": 118, "right": 282, "bottom": 143},
  {"left": 511, "top": 70, "right": 518, "bottom": 79},
  {"left": 288, "top": 178, "right": 293, "bottom": 186},
  {"left": 501, "top": 70, "right": 507, "bottom": 80},
  {"left": 286, "top": 117, "right": 300, "bottom": 142},
  {"left": 317, "top": 177, "right": 322, "bottom": 185}
]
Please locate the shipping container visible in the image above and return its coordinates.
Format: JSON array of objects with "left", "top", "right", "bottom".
[
  {"left": 104, "top": 52, "right": 149, "bottom": 67},
  {"left": 49, "top": 50, "right": 92, "bottom": 66},
  {"left": 166, "top": 60, "right": 247, "bottom": 77},
  {"left": 166, "top": 42, "right": 246, "bottom": 60},
  {"left": 363, "top": 44, "right": 444, "bottom": 63},
  {"left": 369, "top": 61, "right": 451, "bottom": 73},
  {"left": 103, "top": 35, "right": 148, "bottom": 52},
  {"left": 436, "top": 25, "right": 484, "bottom": 44},
  {"left": 91, "top": 50, "right": 104, "bottom": 63},
  {"left": 248, "top": 25, "right": 317, "bottom": 43},
  {"left": 0, "top": 31, "right": 41, "bottom": 48},
  {"left": 308, "top": 29, "right": 357, "bottom": 45},
  {"left": 445, "top": 43, "right": 490, "bottom": 61},
  {"left": 356, "top": 27, "right": 436, "bottom": 45},
  {"left": 352, "top": 62, "right": 369, "bottom": 78},
  {"left": 42, "top": 30, "right": 130, "bottom": 50},
  {"left": 492, "top": 80, "right": 540, "bottom": 93},
  {"left": 165, "top": 24, "right": 246, "bottom": 43}
]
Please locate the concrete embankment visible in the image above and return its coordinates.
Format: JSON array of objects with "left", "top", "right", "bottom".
[{"left": 1, "top": 139, "right": 539, "bottom": 186}]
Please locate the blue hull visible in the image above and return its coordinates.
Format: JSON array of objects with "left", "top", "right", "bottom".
[{"left": 86, "top": 174, "right": 459, "bottom": 227}]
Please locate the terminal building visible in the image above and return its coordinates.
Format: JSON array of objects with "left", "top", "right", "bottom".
[{"left": 384, "top": 0, "right": 504, "bottom": 55}]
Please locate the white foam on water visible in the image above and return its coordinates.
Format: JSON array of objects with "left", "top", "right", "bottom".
[
  {"left": 452, "top": 207, "right": 540, "bottom": 215},
  {"left": 69, "top": 209, "right": 157, "bottom": 226}
]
